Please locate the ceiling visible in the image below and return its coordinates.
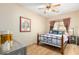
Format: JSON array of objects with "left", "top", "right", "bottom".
[{"left": 20, "top": 3, "right": 79, "bottom": 19}]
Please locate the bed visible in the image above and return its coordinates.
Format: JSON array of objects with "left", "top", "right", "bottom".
[{"left": 37, "top": 30, "right": 69, "bottom": 55}]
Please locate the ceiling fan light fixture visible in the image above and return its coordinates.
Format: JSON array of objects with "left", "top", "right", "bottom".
[{"left": 39, "top": 3, "right": 61, "bottom": 14}]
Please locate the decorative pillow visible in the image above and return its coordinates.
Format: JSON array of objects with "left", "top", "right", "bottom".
[
  {"left": 57, "top": 31, "right": 64, "bottom": 35},
  {"left": 49, "top": 30, "right": 64, "bottom": 35},
  {"left": 49, "top": 30, "right": 52, "bottom": 34},
  {"left": 52, "top": 30, "right": 58, "bottom": 34}
]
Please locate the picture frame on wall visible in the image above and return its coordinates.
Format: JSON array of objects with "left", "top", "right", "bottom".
[{"left": 20, "top": 16, "right": 31, "bottom": 32}]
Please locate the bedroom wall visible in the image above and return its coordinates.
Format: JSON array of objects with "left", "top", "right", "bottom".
[
  {"left": 0, "top": 3, "right": 48, "bottom": 46},
  {"left": 48, "top": 11, "right": 79, "bottom": 36}
]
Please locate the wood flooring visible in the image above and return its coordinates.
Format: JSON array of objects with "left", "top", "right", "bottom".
[{"left": 27, "top": 43, "right": 79, "bottom": 55}]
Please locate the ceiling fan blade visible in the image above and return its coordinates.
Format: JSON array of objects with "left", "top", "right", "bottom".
[
  {"left": 51, "top": 4, "right": 61, "bottom": 7},
  {"left": 38, "top": 8, "right": 45, "bottom": 9},
  {"left": 46, "top": 3, "right": 51, "bottom": 6},
  {"left": 52, "top": 9, "right": 59, "bottom": 12},
  {"left": 48, "top": 3, "right": 52, "bottom": 6}
]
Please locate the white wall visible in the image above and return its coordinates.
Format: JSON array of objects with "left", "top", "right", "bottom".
[
  {"left": 0, "top": 3, "right": 48, "bottom": 46},
  {"left": 48, "top": 11, "right": 79, "bottom": 36}
]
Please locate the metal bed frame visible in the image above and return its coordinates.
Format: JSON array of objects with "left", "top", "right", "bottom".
[{"left": 37, "top": 33, "right": 68, "bottom": 55}]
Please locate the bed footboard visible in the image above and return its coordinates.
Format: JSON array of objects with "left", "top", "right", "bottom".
[{"left": 37, "top": 33, "right": 65, "bottom": 55}]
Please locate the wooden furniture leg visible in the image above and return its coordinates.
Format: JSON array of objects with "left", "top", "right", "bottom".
[
  {"left": 61, "top": 35, "right": 64, "bottom": 55},
  {"left": 37, "top": 33, "right": 39, "bottom": 45}
]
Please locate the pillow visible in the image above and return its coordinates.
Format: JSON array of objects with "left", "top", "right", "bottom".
[
  {"left": 49, "top": 30, "right": 52, "bottom": 34},
  {"left": 49, "top": 29, "right": 65, "bottom": 35},
  {"left": 52, "top": 30, "right": 58, "bottom": 34},
  {"left": 57, "top": 31, "right": 64, "bottom": 35}
]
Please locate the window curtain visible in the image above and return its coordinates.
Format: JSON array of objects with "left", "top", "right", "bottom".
[
  {"left": 50, "top": 21, "right": 55, "bottom": 30},
  {"left": 63, "top": 18, "right": 70, "bottom": 32}
]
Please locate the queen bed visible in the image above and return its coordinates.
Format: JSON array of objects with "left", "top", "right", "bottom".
[
  {"left": 37, "top": 21, "right": 69, "bottom": 55},
  {"left": 37, "top": 31, "right": 69, "bottom": 54}
]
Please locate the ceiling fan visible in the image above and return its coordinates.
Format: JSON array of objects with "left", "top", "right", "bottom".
[{"left": 38, "top": 3, "right": 61, "bottom": 14}]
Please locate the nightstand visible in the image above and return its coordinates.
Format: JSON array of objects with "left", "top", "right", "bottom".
[
  {"left": 68, "top": 35, "right": 76, "bottom": 44},
  {"left": 77, "top": 36, "right": 79, "bottom": 45}
]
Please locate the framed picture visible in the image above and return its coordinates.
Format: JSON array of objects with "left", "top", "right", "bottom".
[{"left": 20, "top": 16, "right": 31, "bottom": 32}]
